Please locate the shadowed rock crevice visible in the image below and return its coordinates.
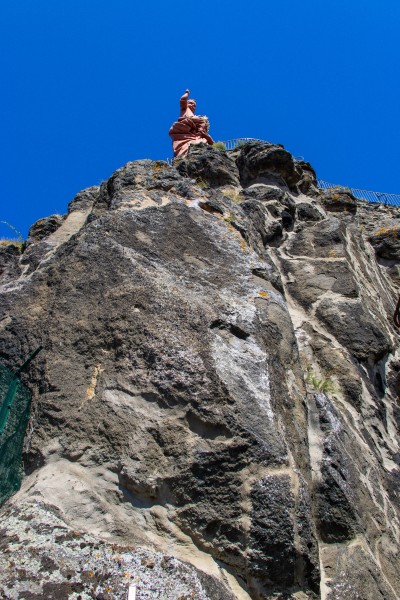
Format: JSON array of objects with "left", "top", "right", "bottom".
[
  {"left": 210, "top": 319, "right": 250, "bottom": 340},
  {"left": 185, "top": 410, "right": 234, "bottom": 440}
]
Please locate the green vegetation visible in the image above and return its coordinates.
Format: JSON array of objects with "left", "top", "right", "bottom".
[
  {"left": 0, "top": 239, "right": 24, "bottom": 251},
  {"left": 237, "top": 139, "right": 250, "bottom": 148},
  {"left": 306, "top": 368, "right": 336, "bottom": 394},
  {"left": 195, "top": 178, "right": 209, "bottom": 188},
  {"left": 213, "top": 141, "right": 227, "bottom": 151},
  {"left": 223, "top": 189, "right": 242, "bottom": 203},
  {"left": 223, "top": 212, "right": 235, "bottom": 223}
]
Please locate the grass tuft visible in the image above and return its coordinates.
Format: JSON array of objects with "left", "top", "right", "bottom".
[
  {"left": 306, "top": 368, "right": 336, "bottom": 394},
  {"left": 0, "top": 239, "right": 24, "bottom": 250},
  {"left": 195, "top": 178, "right": 209, "bottom": 188},
  {"left": 223, "top": 189, "right": 242, "bottom": 203}
]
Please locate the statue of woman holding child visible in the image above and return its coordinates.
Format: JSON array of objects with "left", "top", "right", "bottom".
[{"left": 169, "top": 89, "right": 214, "bottom": 157}]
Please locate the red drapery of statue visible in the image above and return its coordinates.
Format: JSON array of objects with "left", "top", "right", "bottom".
[{"left": 169, "top": 90, "right": 214, "bottom": 157}]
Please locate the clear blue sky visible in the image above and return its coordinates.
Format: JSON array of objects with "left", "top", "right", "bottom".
[{"left": 1, "top": 0, "right": 399, "bottom": 238}]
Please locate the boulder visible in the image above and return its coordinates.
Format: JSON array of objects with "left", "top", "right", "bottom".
[
  {"left": 369, "top": 224, "right": 400, "bottom": 260},
  {"left": 236, "top": 141, "right": 301, "bottom": 190},
  {"left": 0, "top": 242, "right": 23, "bottom": 284},
  {"left": 320, "top": 187, "right": 358, "bottom": 214},
  {"left": 27, "top": 214, "right": 65, "bottom": 243},
  {"left": 175, "top": 143, "right": 240, "bottom": 187}
]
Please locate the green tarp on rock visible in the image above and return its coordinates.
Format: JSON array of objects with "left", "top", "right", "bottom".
[{"left": 0, "top": 364, "right": 32, "bottom": 506}]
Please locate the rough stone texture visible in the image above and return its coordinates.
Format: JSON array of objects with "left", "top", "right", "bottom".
[
  {"left": 236, "top": 141, "right": 301, "bottom": 190},
  {"left": 0, "top": 500, "right": 235, "bottom": 599},
  {"left": 320, "top": 188, "right": 358, "bottom": 214},
  {"left": 68, "top": 185, "right": 100, "bottom": 214},
  {"left": 27, "top": 214, "right": 65, "bottom": 244},
  {"left": 0, "top": 141, "right": 400, "bottom": 599},
  {"left": 295, "top": 161, "right": 320, "bottom": 198},
  {"left": 369, "top": 224, "right": 400, "bottom": 261},
  {"left": 176, "top": 143, "right": 240, "bottom": 188},
  {"left": 355, "top": 204, "right": 400, "bottom": 287},
  {"left": 296, "top": 202, "right": 324, "bottom": 222},
  {"left": 0, "top": 242, "right": 23, "bottom": 284}
]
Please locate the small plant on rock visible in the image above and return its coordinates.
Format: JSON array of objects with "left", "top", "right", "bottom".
[
  {"left": 213, "top": 141, "right": 227, "bottom": 151},
  {"left": 237, "top": 139, "right": 251, "bottom": 148},
  {"left": 223, "top": 189, "right": 242, "bottom": 203},
  {"left": 0, "top": 239, "right": 24, "bottom": 251},
  {"left": 195, "top": 178, "right": 209, "bottom": 188},
  {"left": 223, "top": 212, "right": 235, "bottom": 223},
  {"left": 306, "top": 368, "right": 336, "bottom": 394}
]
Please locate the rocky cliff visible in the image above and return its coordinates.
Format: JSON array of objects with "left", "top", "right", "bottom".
[{"left": 0, "top": 141, "right": 400, "bottom": 599}]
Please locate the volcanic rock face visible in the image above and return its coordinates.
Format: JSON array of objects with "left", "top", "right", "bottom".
[{"left": 0, "top": 141, "right": 400, "bottom": 599}]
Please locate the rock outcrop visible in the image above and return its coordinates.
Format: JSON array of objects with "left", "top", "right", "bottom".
[{"left": 0, "top": 141, "right": 399, "bottom": 599}]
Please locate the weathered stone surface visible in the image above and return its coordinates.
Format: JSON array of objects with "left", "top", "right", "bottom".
[
  {"left": 322, "top": 543, "right": 399, "bottom": 600},
  {"left": 355, "top": 204, "right": 400, "bottom": 286},
  {"left": 242, "top": 184, "right": 296, "bottom": 211},
  {"left": 312, "top": 394, "right": 361, "bottom": 543},
  {"left": 1, "top": 144, "right": 400, "bottom": 599},
  {"left": 175, "top": 143, "right": 240, "bottom": 187},
  {"left": 236, "top": 141, "right": 301, "bottom": 190},
  {"left": 249, "top": 475, "right": 296, "bottom": 586},
  {"left": 0, "top": 242, "right": 22, "bottom": 284},
  {"left": 282, "top": 259, "right": 358, "bottom": 308},
  {"left": 285, "top": 216, "right": 347, "bottom": 258},
  {"left": 27, "top": 213, "right": 65, "bottom": 243},
  {"left": 369, "top": 224, "right": 400, "bottom": 260},
  {"left": 296, "top": 202, "right": 324, "bottom": 222},
  {"left": 295, "top": 160, "right": 320, "bottom": 197},
  {"left": 315, "top": 299, "right": 392, "bottom": 364},
  {"left": 241, "top": 200, "right": 284, "bottom": 247},
  {"left": 0, "top": 500, "right": 235, "bottom": 600},
  {"left": 68, "top": 185, "right": 99, "bottom": 213},
  {"left": 320, "top": 187, "right": 357, "bottom": 214},
  {"left": 304, "top": 324, "right": 364, "bottom": 411}
]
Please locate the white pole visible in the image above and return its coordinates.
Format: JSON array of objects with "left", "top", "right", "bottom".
[{"left": 128, "top": 583, "right": 137, "bottom": 600}]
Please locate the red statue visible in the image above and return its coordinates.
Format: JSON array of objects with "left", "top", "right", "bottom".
[{"left": 169, "top": 89, "right": 214, "bottom": 157}]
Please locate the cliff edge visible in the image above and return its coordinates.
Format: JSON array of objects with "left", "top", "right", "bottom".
[{"left": 0, "top": 141, "right": 399, "bottom": 599}]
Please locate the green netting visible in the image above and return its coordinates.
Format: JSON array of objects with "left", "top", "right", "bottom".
[{"left": 0, "top": 363, "right": 32, "bottom": 506}]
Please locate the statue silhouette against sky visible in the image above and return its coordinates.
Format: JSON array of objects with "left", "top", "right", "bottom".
[{"left": 169, "top": 89, "right": 214, "bottom": 157}]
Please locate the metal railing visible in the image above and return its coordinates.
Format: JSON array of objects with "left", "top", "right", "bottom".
[
  {"left": 318, "top": 180, "right": 400, "bottom": 208},
  {"left": 218, "top": 137, "right": 264, "bottom": 150}
]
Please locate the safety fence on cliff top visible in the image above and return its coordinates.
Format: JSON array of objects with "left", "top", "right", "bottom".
[
  {"left": 317, "top": 180, "right": 400, "bottom": 208},
  {"left": 166, "top": 138, "right": 400, "bottom": 208}
]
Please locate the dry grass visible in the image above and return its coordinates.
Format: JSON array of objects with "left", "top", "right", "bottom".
[
  {"left": 0, "top": 238, "right": 24, "bottom": 249},
  {"left": 223, "top": 189, "right": 242, "bottom": 203},
  {"left": 212, "top": 141, "right": 227, "bottom": 151},
  {"left": 372, "top": 225, "right": 400, "bottom": 239},
  {"left": 195, "top": 178, "right": 209, "bottom": 188}
]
